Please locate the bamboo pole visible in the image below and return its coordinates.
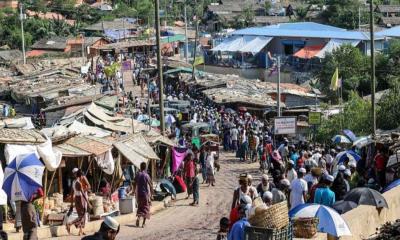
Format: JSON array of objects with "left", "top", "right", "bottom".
[
  {"left": 46, "top": 171, "right": 57, "bottom": 197},
  {"left": 41, "top": 169, "right": 48, "bottom": 221}
]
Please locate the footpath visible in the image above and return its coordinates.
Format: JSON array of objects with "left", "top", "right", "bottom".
[{"left": 6, "top": 196, "right": 172, "bottom": 240}]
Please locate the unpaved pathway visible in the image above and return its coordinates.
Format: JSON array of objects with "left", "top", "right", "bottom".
[{"left": 53, "top": 152, "right": 263, "bottom": 240}]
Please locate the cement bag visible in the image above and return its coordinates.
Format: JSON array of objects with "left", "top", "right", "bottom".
[{"left": 37, "top": 137, "right": 62, "bottom": 171}]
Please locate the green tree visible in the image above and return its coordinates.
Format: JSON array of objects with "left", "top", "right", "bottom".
[
  {"left": 295, "top": 5, "right": 310, "bottom": 21},
  {"left": 316, "top": 92, "right": 371, "bottom": 142},
  {"left": 322, "top": 0, "right": 364, "bottom": 29},
  {"left": 316, "top": 45, "right": 369, "bottom": 102},
  {"left": 377, "top": 84, "right": 400, "bottom": 130},
  {"left": 376, "top": 39, "right": 400, "bottom": 91}
]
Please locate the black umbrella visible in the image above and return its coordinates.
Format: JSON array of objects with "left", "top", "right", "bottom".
[
  {"left": 343, "top": 187, "right": 388, "bottom": 208},
  {"left": 332, "top": 200, "right": 358, "bottom": 214}
]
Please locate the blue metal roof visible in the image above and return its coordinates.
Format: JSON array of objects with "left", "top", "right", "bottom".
[
  {"left": 232, "top": 22, "right": 370, "bottom": 41},
  {"left": 376, "top": 26, "right": 400, "bottom": 38}
]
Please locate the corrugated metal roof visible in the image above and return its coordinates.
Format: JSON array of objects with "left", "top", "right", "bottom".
[
  {"left": 232, "top": 22, "right": 371, "bottom": 40},
  {"left": 376, "top": 25, "right": 400, "bottom": 37}
]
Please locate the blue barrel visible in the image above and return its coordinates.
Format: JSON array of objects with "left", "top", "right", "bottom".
[{"left": 118, "top": 187, "right": 127, "bottom": 199}]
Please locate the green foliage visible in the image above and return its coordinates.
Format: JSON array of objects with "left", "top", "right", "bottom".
[
  {"left": 377, "top": 84, "right": 400, "bottom": 130},
  {"left": 295, "top": 5, "right": 310, "bottom": 20},
  {"left": 317, "top": 45, "right": 369, "bottom": 102},
  {"left": 316, "top": 92, "right": 371, "bottom": 142},
  {"left": 112, "top": 2, "right": 137, "bottom": 18},
  {"left": 376, "top": 39, "right": 400, "bottom": 91},
  {"left": 321, "top": 0, "right": 365, "bottom": 29},
  {"left": 265, "top": 1, "right": 272, "bottom": 13}
]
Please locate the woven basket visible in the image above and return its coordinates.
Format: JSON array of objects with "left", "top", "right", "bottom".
[
  {"left": 293, "top": 217, "right": 319, "bottom": 238},
  {"left": 249, "top": 201, "right": 289, "bottom": 229}
]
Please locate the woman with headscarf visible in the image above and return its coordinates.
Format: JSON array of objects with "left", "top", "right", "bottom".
[{"left": 66, "top": 168, "right": 91, "bottom": 236}]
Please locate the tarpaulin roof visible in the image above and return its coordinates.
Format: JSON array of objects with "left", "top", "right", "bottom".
[
  {"left": 113, "top": 133, "right": 160, "bottom": 168},
  {"left": 315, "top": 39, "right": 361, "bottom": 58},
  {"left": 212, "top": 36, "right": 272, "bottom": 53},
  {"left": 293, "top": 45, "right": 325, "bottom": 59},
  {"left": 0, "top": 129, "right": 46, "bottom": 145},
  {"left": 53, "top": 143, "right": 91, "bottom": 157},
  {"left": 87, "top": 103, "right": 124, "bottom": 122},
  {"left": 95, "top": 95, "right": 118, "bottom": 110},
  {"left": 376, "top": 25, "right": 400, "bottom": 38},
  {"left": 65, "top": 136, "right": 112, "bottom": 156},
  {"left": 232, "top": 22, "right": 370, "bottom": 40},
  {"left": 143, "top": 129, "right": 175, "bottom": 147},
  {"left": 68, "top": 120, "right": 112, "bottom": 138}
]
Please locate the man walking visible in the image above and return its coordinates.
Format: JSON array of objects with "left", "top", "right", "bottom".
[
  {"left": 314, "top": 175, "right": 335, "bottom": 207},
  {"left": 289, "top": 168, "right": 308, "bottom": 210}
]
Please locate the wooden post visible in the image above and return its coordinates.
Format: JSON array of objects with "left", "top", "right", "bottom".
[
  {"left": 151, "top": 159, "right": 156, "bottom": 181},
  {"left": 46, "top": 171, "right": 57, "bottom": 197},
  {"left": 58, "top": 167, "right": 63, "bottom": 194},
  {"left": 41, "top": 169, "right": 48, "bottom": 221}
]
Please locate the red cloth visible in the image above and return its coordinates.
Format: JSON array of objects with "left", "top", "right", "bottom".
[
  {"left": 265, "top": 143, "right": 273, "bottom": 155},
  {"left": 375, "top": 153, "right": 386, "bottom": 171},
  {"left": 229, "top": 207, "right": 240, "bottom": 229},
  {"left": 184, "top": 160, "right": 195, "bottom": 178},
  {"left": 173, "top": 175, "right": 187, "bottom": 193}
]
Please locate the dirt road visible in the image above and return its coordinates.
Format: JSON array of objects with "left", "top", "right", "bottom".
[{"left": 53, "top": 152, "right": 263, "bottom": 240}]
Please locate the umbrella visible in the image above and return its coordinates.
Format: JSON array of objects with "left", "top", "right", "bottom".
[
  {"left": 343, "top": 187, "right": 388, "bottom": 208},
  {"left": 159, "top": 179, "right": 176, "bottom": 198},
  {"left": 332, "top": 150, "right": 360, "bottom": 174},
  {"left": 332, "top": 200, "right": 358, "bottom": 214},
  {"left": 335, "top": 150, "right": 361, "bottom": 165},
  {"left": 383, "top": 179, "right": 400, "bottom": 193},
  {"left": 331, "top": 135, "right": 351, "bottom": 144},
  {"left": 3, "top": 153, "right": 45, "bottom": 202},
  {"left": 137, "top": 114, "right": 149, "bottom": 122},
  {"left": 224, "top": 108, "right": 235, "bottom": 114},
  {"left": 289, "top": 204, "right": 352, "bottom": 237},
  {"left": 352, "top": 136, "right": 373, "bottom": 148},
  {"left": 342, "top": 129, "right": 357, "bottom": 142}
]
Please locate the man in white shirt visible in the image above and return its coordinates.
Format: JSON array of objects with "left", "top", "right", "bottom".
[
  {"left": 286, "top": 160, "right": 297, "bottom": 183},
  {"left": 278, "top": 139, "right": 289, "bottom": 161},
  {"left": 290, "top": 168, "right": 308, "bottom": 210},
  {"left": 230, "top": 127, "right": 239, "bottom": 152}
]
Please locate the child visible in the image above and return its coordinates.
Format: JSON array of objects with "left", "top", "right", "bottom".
[
  {"left": 216, "top": 217, "right": 229, "bottom": 240},
  {"left": 190, "top": 168, "right": 200, "bottom": 206}
]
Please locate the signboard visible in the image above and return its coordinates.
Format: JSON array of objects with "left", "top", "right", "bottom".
[
  {"left": 274, "top": 117, "right": 296, "bottom": 135},
  {"left": 309, "top": 112, "right": 322, "bottom": 125}
]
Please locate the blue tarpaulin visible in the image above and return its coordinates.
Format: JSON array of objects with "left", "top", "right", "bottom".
[{"left": 232, "top": 22, "right": 370, "bottom": 41}]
